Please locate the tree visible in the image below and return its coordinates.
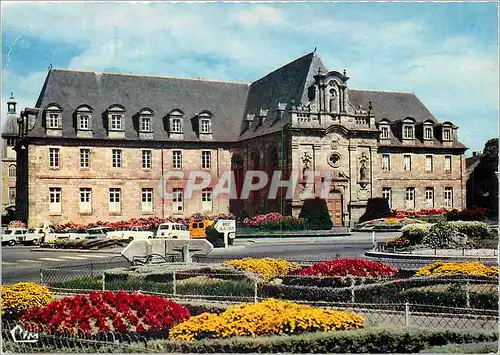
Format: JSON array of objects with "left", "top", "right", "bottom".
[
  {"left": 359, "top": 198, "right": 391, "bottom": 223},
  {"left": 467, "top": 138, "right": 498, "bottom": 217},
  {"left": 299, "top": 198, "right": 333, "bottom": 230}
]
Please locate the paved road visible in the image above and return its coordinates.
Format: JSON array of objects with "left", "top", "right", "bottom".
[{"left": 1, "top": 232, "right": 399, "bottom": 283}]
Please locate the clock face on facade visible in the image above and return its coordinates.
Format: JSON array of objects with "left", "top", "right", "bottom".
[{"left": 328, "top": 152, "right": 341, "bottom": 168}]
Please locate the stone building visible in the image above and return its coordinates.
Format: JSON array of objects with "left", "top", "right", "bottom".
[
  {"left": 1, "top": 94, "right": 19, "bottom": 220},
  {"left": 14, "top": 52, "right": 467, "bottom": 227}
]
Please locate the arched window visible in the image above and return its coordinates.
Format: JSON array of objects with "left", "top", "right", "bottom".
[
  {"left": 75, "top": 104, "right": 93, "bottom": 131},
  {"left": 107, "top": 104, "right": 126, "bottom": 131},
  {"left": 45, "top": 103, "right": 63, "bottom": 129},
  {"left": 138, "top": 108, "right": 154, "bottom": 133},
  {"left": 8, "top": 164, "right": 16, "bottom": 178},
  {"left": 169, "top": 109, "right": 184, "bottom": 133},
  {"left": 198, "top": 110, "right": 213, "bottom": 134}
]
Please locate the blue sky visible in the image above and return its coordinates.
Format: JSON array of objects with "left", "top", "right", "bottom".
[{"left": 2, "top": 2, "right": 498, "bottom": 154}]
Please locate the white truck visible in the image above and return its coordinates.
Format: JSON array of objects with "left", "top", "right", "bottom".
[
  {"left": 19, "top": 227, "right": 58, "bottom": 246},
  {"left": 106, "top": 226, "right": 154, "bottom": 241},
  {"left": 1, "top": 228, "right": 27, "bottom": 246},
  {"left": 155, "top": 222, "right": 190, "bottom": 240}
]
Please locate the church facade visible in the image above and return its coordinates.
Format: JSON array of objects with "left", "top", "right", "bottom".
[{"left": 12, "top": 52, "right": 467, "bottom": 227}]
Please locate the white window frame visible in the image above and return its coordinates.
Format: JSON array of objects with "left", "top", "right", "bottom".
[
  {"left": 202, "top": 151, "right": 211, "bottom": 169},
  {"left": 79, "top": 188, "right": 92, "bottom": 213},
  {"left": 380, "top": 126, "right": 389, "bottom": 139},
  {"left": 142, "top": 150, "right": 152, "bottom": 169},
  {"left": 425, "top": 155, "right": 433, "bottom": 172},
  {"left": 110, "top": 114, "right": 123, "bottom": 131},
  {"left": 109, "top": 188, "right": 121, "bottom": 213},
  {"left": 444, "top": 155, "right": 452, "bottom": 172},
  {"left": 8, "top": 187, "right": 16, "bottom": 205},
  {"left": 403, "top": 125, "right": 414, "bottom": 139},
  {"left": 141, "top": 188, "right": 154, "bottom": 213},
  {"left": 8, "top": 164, "right": 16, "bottom": 178},
  {"left": 443, "top": 129, "right": 452, "bottom": 141},
  {"left": 79, "top": 114, "right": 90, "bottom": 130},
  {"left": 49, "top": 187, "right": 62, "bottom": 214},
  {"left": 200, "top": 119, "right": 211, "bottom": 133},
  {"left": 112, "top": 149, "right": 122, "bottom": 168},
  {"left": 382, "top": 154, "right": 390, "bottom": 171},
  {"left": 405, "top": 187, "right": 415, "bottom": 210},
  {"left": 404, "top": 155, "right": 411, "bottom": 171},
  {"left": 444, "top": 187, "right": 453, "bottom": 208},
  {"left": 201, "top": 188, "right": 213, "bottom": 211},
  {"left": 425, "top": 187, "right": 434, "bottom": 208},
  {"left": 382, "top": 187, "right": 392, "bottom": 208},
  {"left": 172, "top": 188, "right": 183, "bottom": 212},
  {"left": 173, "top": 151, "right": 182, "bottom": 169},
  {"left": 171, "top": 118, "right": 182, "bottom": 133},
  {"left": 49, "top": 148, "right": 60, "bottom": 169},
  {"left": 140, "top": 116, "right": 152, "bottom": 132},
  {"left": 80, "top": 149, "right": 90, "bottom": 169},
  {"left": 424, "top": 127, "right": 433, "bottom": 140},
  {"left": 47, "top": 112, "right": 61, "bottom": 129}
]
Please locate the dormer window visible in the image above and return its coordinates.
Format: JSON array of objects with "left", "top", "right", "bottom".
[
  {"left": 138, "top": 108, "right": 154, "bottom": 133},
  {"left": 443, "top": 129, "right": 451, "bottom": 141},
  {"left": 424, "top": 127, "right": 433, "bottom": 140},
  {"left": 107, "top": 104, "right": 126, "bottom": 132},
  {"left": 45, "top": 104, "right": 63, "bottom": 129},
  {"left": 379, "top": 119, "right": 391, "bottom": 140},
  {"left": 75, "top": 105, "right": 93, "bottom": 131},
  {"left": 402, "top": 118, "right": 416, "bottom": 140},
  {"left": 198, "top": 111, "right": 212, "bottom": 134},
  {"left": 403, "top": 125, "right": 414, "bottom": 139},
  {"left": 168, "top": 109, "right": 184, "bottom": 134}
]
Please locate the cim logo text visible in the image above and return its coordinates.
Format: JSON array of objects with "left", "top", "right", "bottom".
[{"left": 10, "top": 325, "right": 39, "bottom": 343}]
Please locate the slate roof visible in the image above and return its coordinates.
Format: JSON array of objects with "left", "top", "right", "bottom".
[
  {"left": 29, "top": 70, "right": 250, "bottom": 142},
  {"left": 26, "top": 52, "right": 466, "bottom": 149}
]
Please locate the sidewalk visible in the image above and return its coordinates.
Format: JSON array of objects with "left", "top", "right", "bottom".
[{"left": 366, "top": 248, "right": 498, "bottom": 260}]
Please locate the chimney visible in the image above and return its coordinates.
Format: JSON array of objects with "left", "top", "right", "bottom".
[
  {"left": 276, "top": 102, "right": 287, "bottom": 121},
  {"left": 258, "top": 109, "right": 268, "bottom": 125},
  {"left": 244, "top": 113, "right": 255, "bottom": 131}
]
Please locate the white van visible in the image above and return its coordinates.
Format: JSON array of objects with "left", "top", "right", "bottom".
[{"left": 155, "top": 223, "right": 190, "bottom": 240}]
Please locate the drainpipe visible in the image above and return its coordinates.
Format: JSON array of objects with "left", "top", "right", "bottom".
[{"left": 161, "top": 148, "right": 165, "bottom": 218}]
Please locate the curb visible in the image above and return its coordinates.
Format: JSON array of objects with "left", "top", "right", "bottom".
[
  {"left": 236, "top": 233, "right": 351, "bottom": 239},
  {"left": 365, "top": 249, "right": 498, "bottom": 261},
  {"left": 31, "top": 248, "right": 122, "bottom": 254}
]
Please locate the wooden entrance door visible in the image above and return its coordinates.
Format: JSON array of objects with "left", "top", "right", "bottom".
[{"left": 327, "top": 192, "right": 343, "bottom": 227}]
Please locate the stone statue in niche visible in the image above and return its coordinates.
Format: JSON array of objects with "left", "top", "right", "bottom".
[
  {"left": 300, "top": 152, "right": 314, "bottom": 198},
  {"left": 358, "top": 152, "right": 369, "bottom": 188},
  {"left": 359, "top": 161, "right": 367, "bottom": 182},
  {"left": 301, "top": 152, "right": 312, "bottom": 181},
  {"left": 329, "top": 89, "right": 338, "bottom": 113}
]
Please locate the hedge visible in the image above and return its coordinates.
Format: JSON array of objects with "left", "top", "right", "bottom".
[{"left": 148, "top": 328, "right": 498, "bottom": 353}]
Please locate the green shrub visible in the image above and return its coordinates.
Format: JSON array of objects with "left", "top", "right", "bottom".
[
  {"left": 422, "top": 222, "right": 464, "bottom": 249},
  {"left": 359, "top": 198, "right": 391, "bottom": 223},
  {"left": 447, "top": 221, "right": 491, "bottom": 240},
  {"left": 151, "top": 328, "right": 498, "bottom": 353},
  {"left": 402, "top": 224, "right": 432, "bottom": 244},
  {"left": 423, "top": 341, "right": 498, "bottom": 353},
  {"left": 299, "top": 198, "right": 333, "bottom": 230},
  {"left": 51, "top": 276, "right": 103, "bottom": 290}
]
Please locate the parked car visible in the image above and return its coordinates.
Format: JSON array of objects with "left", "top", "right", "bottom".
[
  {"left": 86, "top": 227, "right": 110, "bottom": 239},
  {"left": 155, "top": 223, "right": 190, "bottom": 239},
  {"left": 1, "top": 228, "right": 27, "bottom": 246},
  {"left": 106, "top": 226, "right": 154, "bottom": 241},
  {"left": 19, "top": 227, "right": 58, "bottom": 246}
]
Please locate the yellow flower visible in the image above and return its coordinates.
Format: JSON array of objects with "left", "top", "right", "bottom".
[
  {"left": 224, "top": 258, "right": 301, "bottom": 280},
  {"left": 1, "top": 282, "right": 54, "bottom": 317},
  {"left": 415, "top": 262, "right": 499, "bottom": 277}
]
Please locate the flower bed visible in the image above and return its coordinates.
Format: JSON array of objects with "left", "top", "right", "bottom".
[
  {"left": 392, "top": 208, "right": 490, "bottom": 221},
  {"left": 224, "top": 258, "right": 301, "bottom": 280},
  {"left": 299, "top": 258, "right": 398, "bottom": 278},
  {"left": 385, "top": 236, "right": 411, "bottom": 249},
  {"left": 415, "top": 262, "right": 499, "bottom": 277},
  {"left": 20, "top": 290, "right": 190, "bottom": 335},
  {"left": 355, "top": 217, "right": 425, "bottom": 231},
  {"left": 1, "top": 282, "right": 54, "bottom": 320},
  {"left": 242, "top": 212, "right": 305, "bottom": 231},
  {"left": 169, "top": 299, "right": 365, "bottom": 341}
]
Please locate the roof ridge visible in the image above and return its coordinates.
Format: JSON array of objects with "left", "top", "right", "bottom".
[
  {"left": 50, "top": 68, "right": 251, "bottom": 86},
  {"left": 350, "top": 88, "right": 414, "bottom": 95}
]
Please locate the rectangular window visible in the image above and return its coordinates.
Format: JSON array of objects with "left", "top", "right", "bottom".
[
  {"left": 380, "top": 126, "right": 389, "bottom": 139},
  {"left": 112, "top": 149, "right": 122, "bottom": 168},
  {"left": 405, "top": 187, "right": 415, "bottom": 210},
  {"left": 80, "top": 149, "right": 90, "bottom": 168},
  {"left": 444, "top": 187, "right": 453, "bottom": 207},
  {"left": 425, "top": 155, "right": 433, "bottom": 172},
  {"left": 200, "top": 119, "right": 211, "bottom": 133},
  {"left": 173, "top": 151, "right": 182, "bottom": 169},
  {"left": 79, "top": 188, "right": 92, "bottom": 213},
  {"left": 109, "top": 188, "right": 121, "bottom": 213},
  {"left": 382, "top": 187, "right": 392, "bottom": 208},
  {"left": 444, "top": 155, "right": 452, "bottom": 171},
  {"left": 49, "top": 187, "right": 62, "bottom": 214},
  {"left": 49, "top": 148, "right": 60, "bottom": 168},
  {"left": 47, "top": 113, "right": 61, "bottom": 128},
  {"left": 443, "top": 129, "right": 451, "bottom": 141},
  {"left": 171, "top": 118, "right": 182, "bottom": 133},
  {"left": 425, "top": 187, "right": 434, "bottom": 208},
  {"left": 141, "top": 117, "right": 151, "bottom": 132},
  {"left": 8, "top": 165, "right": 16, "bottom": 178},
  {"left": 424, "top": 127, "right": 433, "bottom": 140},
  {"left": 404, "top": 155, "right": 411, "bottom": 171},
  {"left": 141, "top": 188, "right": 153, "bottom": 213},
  {"left": 404, "top": 125, "right": 414, "bottom": 139},
  {"left": 382, "top": 154, "right": 390, "bottom": 171},
  {"left": 110, "top": 114, "right": 123, "bottom": 130},
  {"left": 202, "top": 151, "right": 211, "bottom": 169},
  {"left": 79, "top": 115, "right": 90, "bottom": 130},
  {"left": 201, "top": 188, "right": 213, "bottom": 211},
  {"left": 8, "top": 187, "right": 16, "bottom": 205},
  {"left": 142, "top": 150, "right": 152, "bottom": 169},
  {"left": 172, "top": 188, "right": 183, "bottom": 212}
]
